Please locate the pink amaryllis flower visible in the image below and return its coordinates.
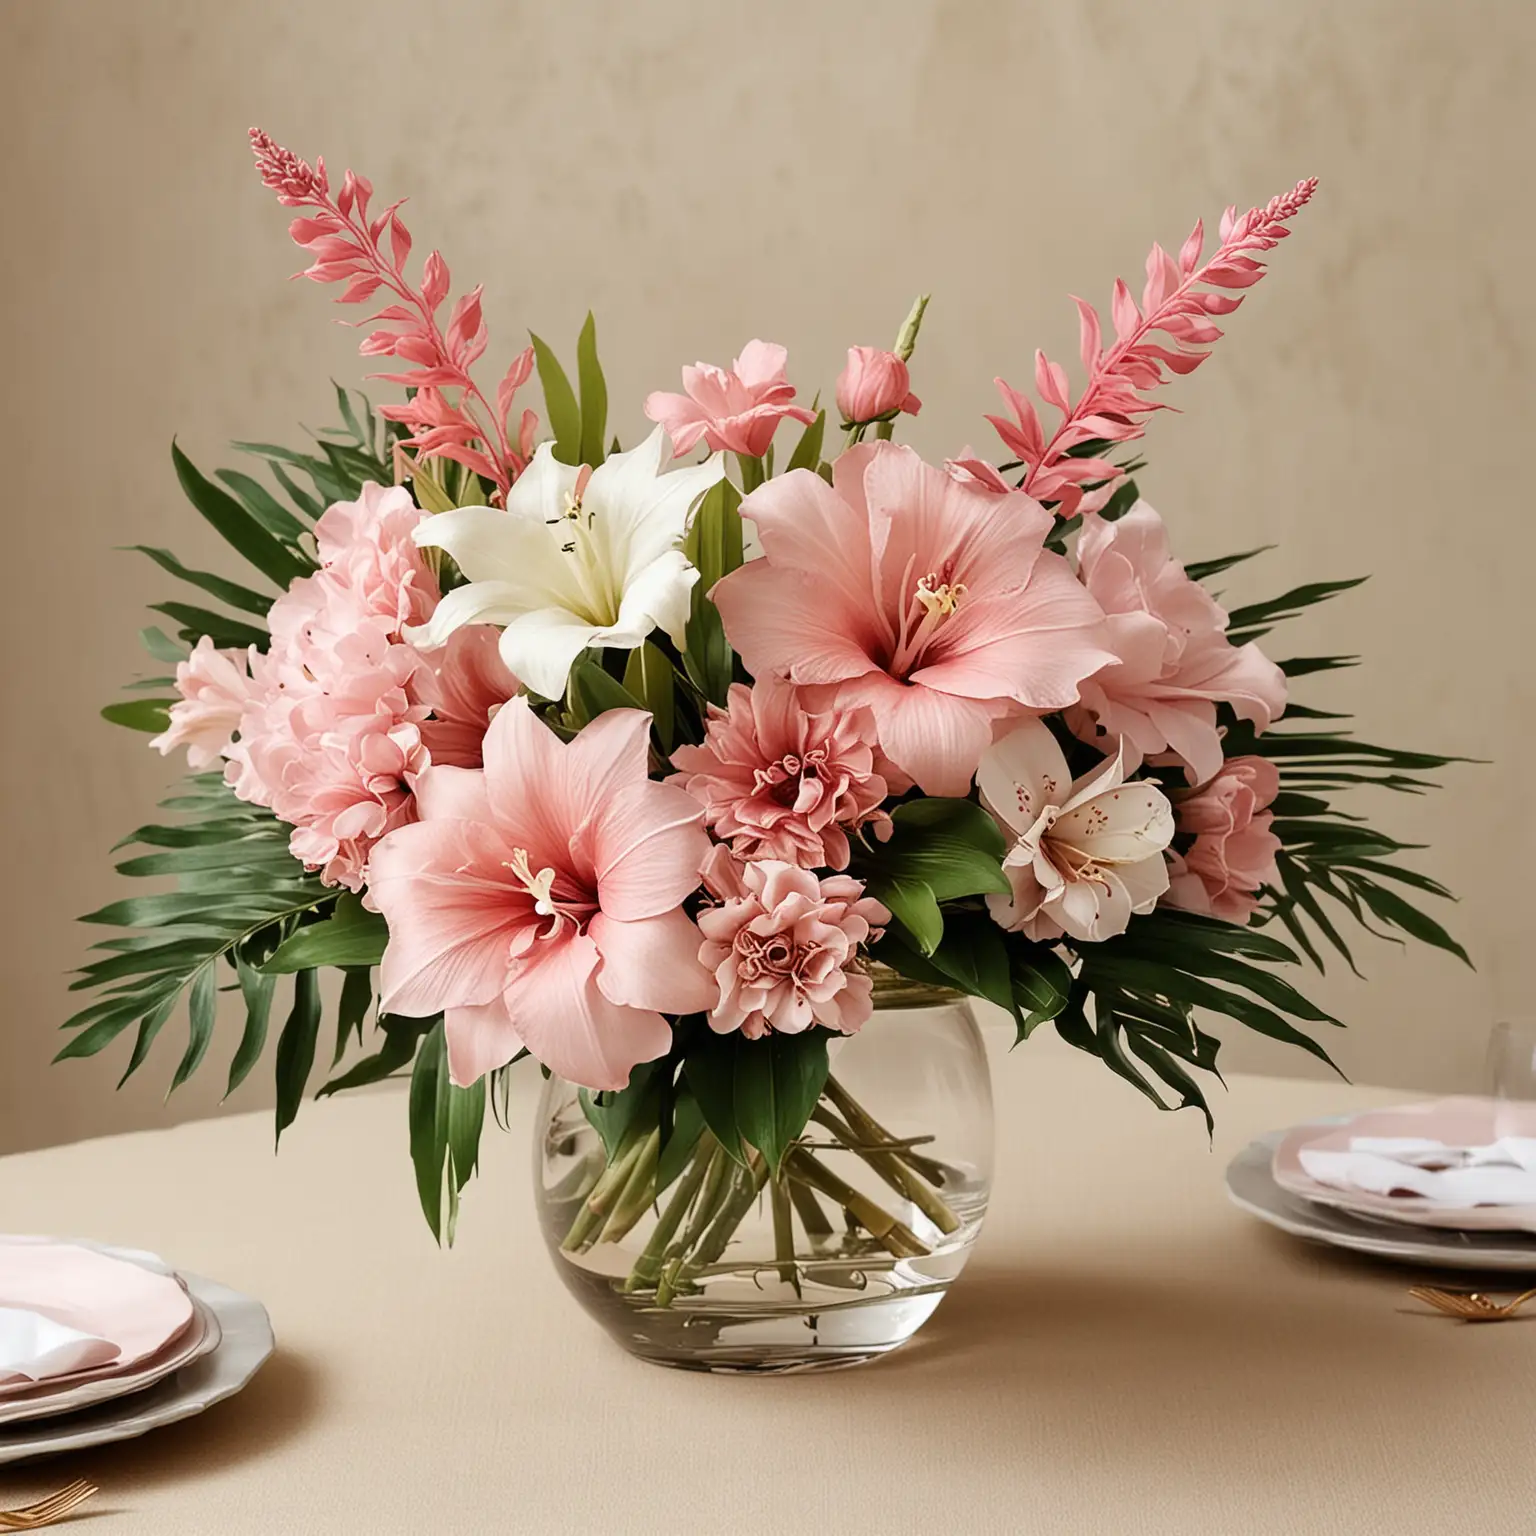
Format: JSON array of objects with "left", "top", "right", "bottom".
[
  {"left": 712, "top": 443, "right": 1115, "bottom": 796},
  {"left": 669, "top": 678, "right": 888, "bottom": 870},
  {"left": 979, "top": 719, "right": 1174, "bottom": 943},
  {"left": 697, "top": 855, "right": 889, "bottom": 1038},
  {"left": 369, "top": 699, "right": 715, "bottom": 1091},
  {"left": 644, "top": 340, "right": 816, "bottom": 458},
  {"left": 412, "top": 625, "right": 520, "bottom": 770},
  {"left": 1069, "top": 500, "right": 1287, "bottom": 785},
  {"left": 151, "top": 637, "right": 264, "bottom": 771},
  {"left": 1163, "top": 755, "right": 1281, "bottom": 924}
]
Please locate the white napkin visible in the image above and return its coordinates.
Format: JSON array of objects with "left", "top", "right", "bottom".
[
  {"left": 0, "top": 1306, "right": 121, "bottom": 1385},
  {"left": 1300, "top": 1135, "right": 1536, "bottom": 1207}
]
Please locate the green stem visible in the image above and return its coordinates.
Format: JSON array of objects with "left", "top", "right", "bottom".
[
  {"left": 560, "top": 1123, "right": 649, "bottom": 1252},
  {"left": 600, "top": 1128, "right": 661, "bottom": 1243},
  {"left": 736, "top": 453, "right": 767, "bottom": 493},
  {"left": 810, "top": 1105, "right": 959, "bottom": 1236},
  {"left": 786, "top": 1176, "right": 834, "bottom": 1238},
  {"left": 678, "top": 1152, "right": 770, "bottom": 1282},
  {"left": 770, "top": 1173, "right": 799, "bottom": 1294},
  {"left": 784, "top": 1148, "right": 928, "bottom": 1259},
  {"left": 621, "top": 1132, "right": 717, "bottom": 1293},
  {"left": 824, "top": 1074, "right": 948, "bottom": 1187}
]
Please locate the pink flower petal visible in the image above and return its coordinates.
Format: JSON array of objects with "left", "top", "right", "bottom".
[{"left": 590, "top": 909, "right": 716, "bottom": 1014}]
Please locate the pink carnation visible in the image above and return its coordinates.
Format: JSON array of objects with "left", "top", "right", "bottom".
[
  {"left": 669, "top": 679, "right": 888, "bottom": 870},
  {"left": 234, "top": 624, "right": 431, "bottom": 891},
  {"left": 697, "top": 857, "right": 889, "bottom": 1039},
  {"left": 1163, "top": 755, "right": 1281, "bottom": 924},
  {"left": 644, "top": 340, "right": 816, "bottom": 459},
  {"left": 150, "top": 636, "right": 264, "bottom": 771},
  {"left": 1069, "top": 501, "right": 1287, "bottom": 785},
  {"left": 311, "top": 481, "right": 440, "bottom": 636}
]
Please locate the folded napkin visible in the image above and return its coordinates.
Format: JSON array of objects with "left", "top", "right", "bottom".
[
  {"left": 0, "top": 1306, "right": 120, "bottom": 1385},
  {"left": 1300, "top": 1134, "right": 1536, "bottom": 1207}
]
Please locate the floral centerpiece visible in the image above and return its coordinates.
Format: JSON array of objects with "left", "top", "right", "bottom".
[{"left": 64, "top": 133, "right": 1465, "bottom": 1368}]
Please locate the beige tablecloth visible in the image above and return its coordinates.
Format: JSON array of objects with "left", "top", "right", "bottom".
[{"left": 1, "top": 1028, "right": 1532, "bottom": 1534}]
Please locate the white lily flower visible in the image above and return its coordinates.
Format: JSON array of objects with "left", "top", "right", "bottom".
[
  {"left": 406, "top": 426, "right": 726, "bottom": 701},
  {"left": 978, "top": 719, "right": 1175, "bottom": 944}
]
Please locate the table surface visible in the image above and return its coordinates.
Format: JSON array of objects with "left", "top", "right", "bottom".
[{"left": 1, "top": 1026, "right": 1531, "bottom": 1535}]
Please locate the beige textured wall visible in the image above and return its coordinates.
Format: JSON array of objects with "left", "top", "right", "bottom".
[{"left": 1, "top": 0, "right": 1531, "bottom": 1155}]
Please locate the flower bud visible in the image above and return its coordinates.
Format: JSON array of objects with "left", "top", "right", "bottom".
[{"left": 835, "top": 347, "right": 922, "bottom": 426}]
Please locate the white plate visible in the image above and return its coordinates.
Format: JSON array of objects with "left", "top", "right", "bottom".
[
  {"left": 1226, "top": 1129, "right": 1536, "bottom": 1272},
  {"left": 0, "top": 1294, "right": 221, "bottom": 1426},
  {"left": 0, "top": 1267, "right": 272, "bottom": 1466}
]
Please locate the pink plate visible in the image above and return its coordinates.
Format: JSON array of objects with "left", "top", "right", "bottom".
[
  {"left": 0, "top": 1242, "right": 193, "bottom": 1376},
  {"left": 1272, "top": 1098, "right": 1536, "bottom": 1234}
]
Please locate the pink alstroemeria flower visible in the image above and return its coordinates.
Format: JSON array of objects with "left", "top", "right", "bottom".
[
  {"left": 369, "top": 698, "right": 715, "bottom": 1091},
  {"left": 712, "top": 443, "right": 1115, "bottom": 796},
  {"left": 644, "top": 340, "right": 816, "bottom": 458},
  {"left": 1070, "top": 501, "right": 1287, "bottom": 784}
]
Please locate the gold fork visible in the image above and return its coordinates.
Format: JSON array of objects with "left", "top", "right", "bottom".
[
  {"left": 1409, "top": 1284, "right": 1536, "bottom": 1322},
  {"left": 0, "top": 1480, "right": 99, "bottom": 1530}
]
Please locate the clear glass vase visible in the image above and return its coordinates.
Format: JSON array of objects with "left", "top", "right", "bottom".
[{"left": 532, "top": 972, "right": 993, "bottom": 1373}]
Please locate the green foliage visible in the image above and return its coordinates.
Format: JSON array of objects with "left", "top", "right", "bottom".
[
  {"left": 529, "top": 332, "right": 582, "bottom": 466},
  {"left": 409, "top": 1022, "right": 486, "bottom": 1245},
  {"left": 62, "top": 776, "right": 332, "bottom": 1111},
  {"left": 261, "top": 895, "right": 388, "bottom": 973},
  {"left": 682, "top": 479, "right": 744, "bottom": 706},
  {"left": 784, "top": 410, "right": 826, "bottom": 475},
  {"left": 623, "top": 641, "right": 676, "bottom": 751},
  {"left": 684, "top": 1026, "right": 831, "bottom": 1174},
  {"left": 575, "top": 312, "right": 609, "bottom": 469}
]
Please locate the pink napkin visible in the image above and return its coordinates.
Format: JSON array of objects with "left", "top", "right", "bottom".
[{"left": 0, "top": 1240, "right": 193, "bottom": 1389}]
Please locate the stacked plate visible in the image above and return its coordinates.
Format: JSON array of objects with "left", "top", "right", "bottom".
[
  {"left": 0, "top": 1237, "right": 273, "bottom": 1466},
  {"left": 1225, "top": 1098, "right": 1536, "bottom": 1272}
]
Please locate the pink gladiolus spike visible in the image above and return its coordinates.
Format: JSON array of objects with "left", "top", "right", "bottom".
[
  {"left": 248, "top": 128, "right": 524, "bottom": 499},
  {"left": 990, "top": 179, "right": 1316, "bottom": 513}
]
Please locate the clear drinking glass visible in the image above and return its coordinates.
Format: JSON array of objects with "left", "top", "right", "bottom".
[
  {"left": 1487, "top": 1020, "right": 1536, "bottom": 1100},
  {"left": 532, "top": 970, "right": 994, "bottom": 1374}
]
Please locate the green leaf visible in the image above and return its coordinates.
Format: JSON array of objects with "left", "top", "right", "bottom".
[
  {"left": 334, "top": 966, "right": 373, "bottom": 1065},
  {"left": 171, "top": 441, "right": 312, "bottom": 589},
  {"left": 139, "top": 626, "right": 188, "bottom": 665},
  {"left": 1223, "top": 577, "right": 1367, "bottom": 636},
  {"left": 318, "top": 1014, "right": 432, "bottom": 1098},
  {"left": 622, "top": 641, "right": 675, "bottom": 751},
  {"left": 1348, "top": 878, "right": 1471, "bottom": 966},
  {"left": 784, "top": 410, "right": 826, "bottom": 475},
  {"left": 226, "top": 953, "right": 277, "bottom": 1097},
  {"left": 567, "top": 658, "right": 643, "bottom": 724},
  {"left": 655, "top": 1087, "right": 706, "bottom": 1195},
  {"left": 408, "top": 1021, "right": 484, "bottom": 1244},
  {"left": 855, "top": 800, "right": 1010, "bottom": 902},
  {"left": 578, "top": 1061, "right": 663, "bottom": 1160},
  {"left": 1008, "top": 942, "right": 1073, "bottom": 1038},
  {"left": 683, "top": 1030, "right": 748, "bottom": 1165},
  {"left": 924, "top": 912, "right": 1016, "bottom": 1017},
  {"left": 575, "top": 312, "right": 608, "bottom": 468},
  {"left": 733, "top": 1030, "right": 830, "bottom": 1174},
  {"left": 273, "top": 969, "right": 322, "bottom": 1143},
  {"left": 1183, "top": 546, "right": 1274, "bottom": 583},
  {"left": 149, "top": 602, "right": 268, "bottom": 652},
  {"left": 127, "top": 545, "right": 274, "bottom": 615},
  {"left": 869, "top": 875, "right": 943, "bottom": 955},
  {"left": 530, "top": 333, "right": 581, "bottom": 465},
  {"left": 685, "top": 478, "right": 745, "bottom": 589},
  {"left": 169, "top": 963, "right": 219, "bottom": 1094},
  {"left": 101, "top": 699, "right": 173, "bottom": 733},
  {"left": 262, "top": 896, "right": 387, "bottom": 973}
]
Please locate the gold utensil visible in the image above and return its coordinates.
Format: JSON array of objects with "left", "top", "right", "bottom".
[
  {"left": 1409, "top": 1284, "right": 1536, "bottom": 1322},
  {"left": 0, "top": 1480, "right": 98, "bottom": 1530}
]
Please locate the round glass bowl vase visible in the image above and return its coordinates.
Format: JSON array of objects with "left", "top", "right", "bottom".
[{"left": 533, "top": 973, "right": 993, "bottom": 1373}]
